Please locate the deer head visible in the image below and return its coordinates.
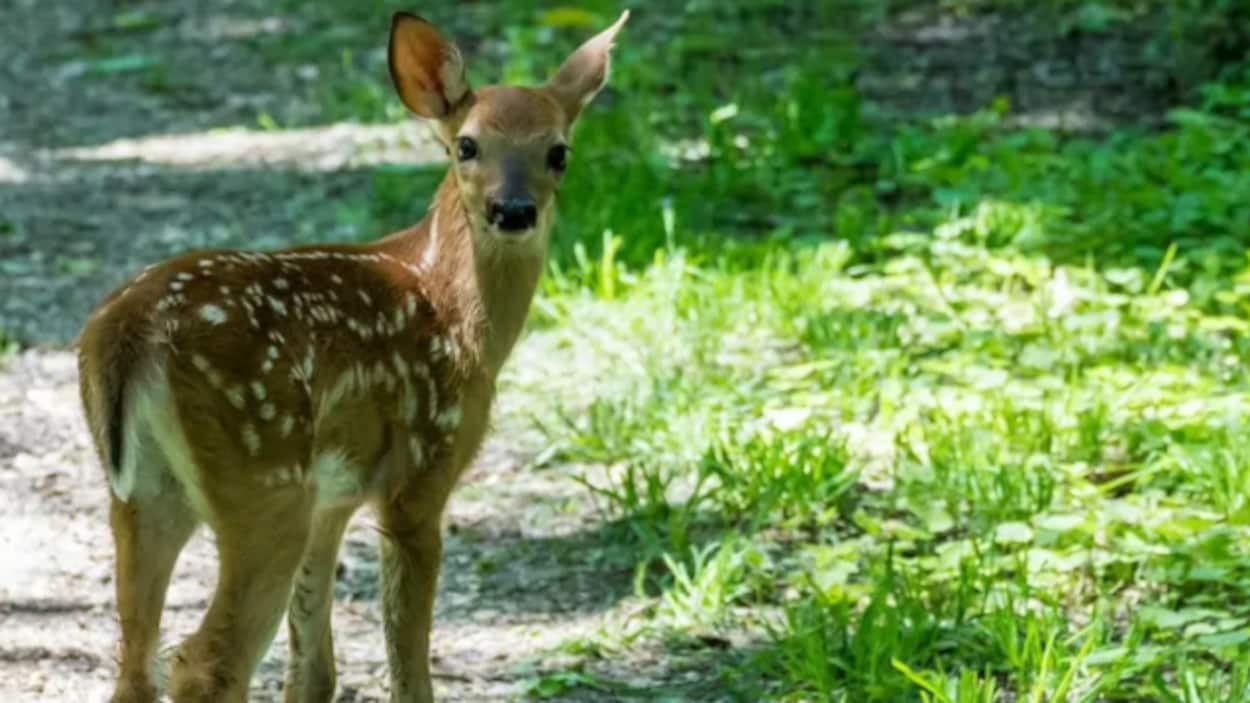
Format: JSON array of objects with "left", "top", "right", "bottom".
[{"left": 388, "top": 11, "right": 629, "bottom": 247}]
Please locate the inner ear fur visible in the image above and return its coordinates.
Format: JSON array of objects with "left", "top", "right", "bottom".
[{"left": 388, "top": 13, "right": 471, "bottom": 120}]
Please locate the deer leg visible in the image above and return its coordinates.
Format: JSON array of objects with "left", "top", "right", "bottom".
[
  {"left": 376, "top": 494, "right": 446, "bottom": 703},
  {"left": 283, "top": 507, "right": 353, "bottom": 703},
  {"left": 169, "top": 492, "right": 312, "bottom": 703},
  {"left": 108, "top": 481, "right": 198, "bottom": 703}
]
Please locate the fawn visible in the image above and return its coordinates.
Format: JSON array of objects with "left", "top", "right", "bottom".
[{"left": 77, "top": 11, "right": 628, "bottom": 702}]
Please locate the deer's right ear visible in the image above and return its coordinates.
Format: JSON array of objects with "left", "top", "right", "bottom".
[{"left": 388, "top": 13, "right": 470, "bottom": 120}]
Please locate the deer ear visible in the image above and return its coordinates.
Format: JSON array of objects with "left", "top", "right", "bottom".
[
  {"left": 546, "top": 10, "right": 629, "bottom": 123},
  {"left": 388, "top": 13, "right": 471, "bottom": 120}
]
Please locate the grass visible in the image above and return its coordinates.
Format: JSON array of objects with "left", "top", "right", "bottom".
[
  {"left": 257, "top": 0, "right": 1250, "bottom": 699},
  {"left": 517, "top": 229, "right": 1250, "bottom": 700}
]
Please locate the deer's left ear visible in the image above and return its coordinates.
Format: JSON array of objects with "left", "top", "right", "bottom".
[
  {"left": 546, "top": 10, "right": 629, "bottom": 124},
  {"left": 388, "top": 13, "right": 471, "bottom": 121}
]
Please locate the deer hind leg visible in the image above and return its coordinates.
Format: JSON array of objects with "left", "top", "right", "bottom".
[
  {"left": 168, "top": 487, "right": 313, "bottom": 703},
  {"left": 283, "top": 506, "right": 353, "bottom": 703},
  {"left": 107, "top": 455, "right": 198, "bottom": 703}
]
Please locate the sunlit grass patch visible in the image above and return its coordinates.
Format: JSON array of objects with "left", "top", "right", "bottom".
[{"left": 496, "top": 211, "right": 1250, "bottom": 698}]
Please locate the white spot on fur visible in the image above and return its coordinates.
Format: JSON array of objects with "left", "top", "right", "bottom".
[
  {"left": 259, "top": 402, "right": 276, "bottom": 421},
  {"left": 155, "top": 294, "right": 184, "bottom": 311},
  {"left": 411, "top": 362, "right": 437, "bottom": 414},
  {"left": 435, "top": 405, "right": 462, "bottom": 432},
  {"left": 300, "top": 347, "right": 315, "bottom": 379},
  {"left": 391, "top": 351, "right": 410, "bottom": 379},
  {"left": 273, "top": 277, "right": 290, "bottom": 290},
  {"left": 169, "top": 281, "right": 184, "bottom": 292},
  {"left": 372, "top": 360, "right": 393, "bottom": 389},
  {"left": 176, "top": 272, "right": 195, "bottom": 282},
  {"left": 310, "top": 449, "right": 361, "bottom": 507},
  {"left": 318, "top": 368, "right": 357, "bottom": 422},
  {"left": 408, "top": 435, "right": 425, "bottom": 468},
  {"left": 280, "top": 415, "right": 295, "bottom": 437},
  {"left": 421, "top": 208, "right": 440, "bottom": 271},
  {"left": 241, "top": 422, "right": 261, "bottom": 456},
  {"left": 198, "top": 304, "right": 227, "bottom": 325},
  {"left": 189, "top": 354, "right": 224, "bottom": 387},
  {"left": 401, "top": 388, "right": 420, "bottom": 422},
  {"left": 250, "top": 380, "right": 267, "bottom": 401},
  {"left": 267, "top": 296, "right": 288, "bottom": 316},
  {"left": 225, "top": 385, "right": 246, "bottom": 410}
]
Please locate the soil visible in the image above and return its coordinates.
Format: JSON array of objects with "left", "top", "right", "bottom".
[
  {"left": 0, "top": 0, "right": 1214, "bottom": 700},
  {"left": 857, "top": 4, "right": 1195, "bottom": 130}
]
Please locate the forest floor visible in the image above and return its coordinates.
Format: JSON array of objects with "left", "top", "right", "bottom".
[{"left": 2, "top": 1, "right": 1242, "bottom": 702}]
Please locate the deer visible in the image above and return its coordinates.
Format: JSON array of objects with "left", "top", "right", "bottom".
[{"left": 76, "top": 10, "right": 629, "bottom": 703}]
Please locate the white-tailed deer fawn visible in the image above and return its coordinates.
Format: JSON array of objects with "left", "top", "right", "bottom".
[{"left": 77, "top": 11, "right": 628, "bottom": 702}]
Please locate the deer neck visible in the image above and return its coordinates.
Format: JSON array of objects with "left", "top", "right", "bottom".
[{"left": 376, "top": 172, "right": 549, "bottom": 377}]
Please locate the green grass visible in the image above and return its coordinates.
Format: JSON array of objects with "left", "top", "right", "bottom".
[
  {"left": 514, "top": 225, "right": 1250, "bottom": 700},
  {"left": 256, "top": 0, "right": 1250, "bottom": 699}
]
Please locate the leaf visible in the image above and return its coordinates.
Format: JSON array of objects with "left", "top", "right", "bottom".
[
  {"left": 1138, "top": 606, "right": 1219, "bottom": 629},
  {"left": 710, "top": 103, "right": 739, "bottom": 125},
  {"left": 1034, "top": 512, "right": 1090, "bottom": 535},
  {"left": 994, "top": 521, "right": 1033, "bottom": 544},
  {"left": 918, "top": 503, "right": 954, "bottom": 534},
  {"left": 1196, "top": 630, "right": 1250, "bottom": 648}
]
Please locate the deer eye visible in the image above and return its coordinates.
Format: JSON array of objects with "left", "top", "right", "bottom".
[
  {"left": 456, "top": 136, "right": 478, "bottom": 162},
  {"left": 547, "top": 144, "right": 569, "bottom": 172}
]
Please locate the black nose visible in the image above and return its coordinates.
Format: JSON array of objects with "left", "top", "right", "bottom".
[{"left": 487, "top": 197, "right": 537, "bottom": 232}]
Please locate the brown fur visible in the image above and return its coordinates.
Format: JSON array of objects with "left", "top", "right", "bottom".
[{"left": 77, "top": 11, "right": 627, "bottom": 703}]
